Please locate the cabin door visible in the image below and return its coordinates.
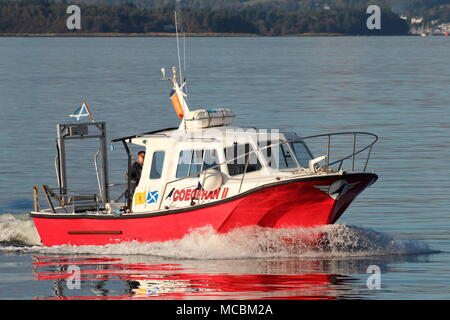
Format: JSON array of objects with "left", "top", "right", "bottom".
[{"left": 132, "top": 150, "right": 166, "bottom": 212}]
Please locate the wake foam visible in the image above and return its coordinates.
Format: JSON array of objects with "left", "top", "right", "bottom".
[
  {"left": 0, "top": 213, "right": 433, "bottom": 259},
  {"left": 0, "top": 214, "right": 41, "bottom": 246}
]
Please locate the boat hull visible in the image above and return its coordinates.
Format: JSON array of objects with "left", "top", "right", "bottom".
[{"left": 31, "top": 173, "right": 377, "bottom": 246}]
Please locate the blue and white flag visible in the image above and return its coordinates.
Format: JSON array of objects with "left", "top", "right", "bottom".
[{"left": 69, "top": 101, "right": 93, "bottom": 121}]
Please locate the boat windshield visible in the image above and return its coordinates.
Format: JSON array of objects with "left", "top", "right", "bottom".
[
  {"left": 224, "top": 143, "right": 262, "bottom": 176},
  {"left": 289, "top": 141, "right": 313, "bottom": 168},
  {"left": 259, "top": 140, "right": 298, "bottom": 170}
]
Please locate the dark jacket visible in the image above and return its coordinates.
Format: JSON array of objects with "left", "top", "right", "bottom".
[{"left": 130, "top": 161, "right": 143, "bottom": 185}]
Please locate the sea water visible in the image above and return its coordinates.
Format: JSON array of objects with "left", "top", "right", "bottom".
[{"left": 0, "top": 37, "right": 449, "bottom": 299}]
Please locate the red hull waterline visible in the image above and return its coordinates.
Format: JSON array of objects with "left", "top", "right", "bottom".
[{"left": 31, "top": 173, "right": 377, "bottom": 246}]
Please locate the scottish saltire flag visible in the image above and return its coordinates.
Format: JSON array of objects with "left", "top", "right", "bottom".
[
  {"left": 181, "top": 81, "right": 187, "bottom": 95},
  {"left": 147, "top": 190, "right": 159, "bottom": 204},
  {"left": 169, "top": 82, "right": 187, "bottom": 100},
  {"left": 69, "top": 101, "right": 92, "bottom": 121}
]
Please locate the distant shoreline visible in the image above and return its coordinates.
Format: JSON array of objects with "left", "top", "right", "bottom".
[{"left": 0, "top": 32, "right": 413, "bottom": 37}]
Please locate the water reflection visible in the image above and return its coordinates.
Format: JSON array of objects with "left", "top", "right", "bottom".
[{"left": 31, "top": 254, "right": 431, "bottom": 300}]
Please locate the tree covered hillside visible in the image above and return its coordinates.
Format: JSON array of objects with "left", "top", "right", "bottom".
[{"left": 0, "top": 0, "right": 410, "bottom": 34}]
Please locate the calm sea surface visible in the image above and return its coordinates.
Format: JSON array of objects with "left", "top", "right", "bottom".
[{"left": 0, "top": 36, "right": 449, "bottom": 299}]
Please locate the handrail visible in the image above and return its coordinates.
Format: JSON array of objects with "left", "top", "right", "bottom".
[
  {"left": 32, "top": 185, "right": 63, "bottom": 213},
  {"left": 32, "top": 185, "right": 102, "bottom": 213},
  {"left": 298, "top": 131, "right": 378, "bottom": 168},
  {"left": 156, "top": 131, "right": 378, "bottom": 210}
]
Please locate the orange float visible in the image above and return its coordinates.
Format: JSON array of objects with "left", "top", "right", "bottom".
[{"left": 171, "top": 91, "right": 184, "bottom": 118}]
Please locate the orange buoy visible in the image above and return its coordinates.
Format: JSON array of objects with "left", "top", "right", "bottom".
[{"left": 171, "top": 92, "right": 184, "bottom": 118}]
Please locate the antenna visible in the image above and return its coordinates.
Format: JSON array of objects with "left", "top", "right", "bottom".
[
  {"left": 183, "top": 31, "right": 186, "bottom": 76},
  {"left": 174, "top": 11, "right": 182, "bottom": 84},
  {"left": 160, "top": 11, "right": 191, "bottom": 122},
  {"left": 183, "top": 30, "right": 187, "bottom": 96},
  {"left": 160, "top": 67, "right": 167, "bottom": 80}
]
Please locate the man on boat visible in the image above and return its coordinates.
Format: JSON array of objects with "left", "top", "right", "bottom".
[{"left": 130, "top": 151, "right": 145, "bottom": 194}]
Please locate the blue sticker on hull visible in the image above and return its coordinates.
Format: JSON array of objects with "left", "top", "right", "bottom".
[{"left": 147, "top": 191, "right": 159, "bottom": 204}]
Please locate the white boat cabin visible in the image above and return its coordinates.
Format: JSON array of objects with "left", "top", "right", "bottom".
[{"left": 125, "top": 125, "right": 317, "bottom": 213}]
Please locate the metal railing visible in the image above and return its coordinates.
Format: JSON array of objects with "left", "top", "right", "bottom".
[
  {"left": 298, "top": 131, "right": 378, "bottom": 173},
  {"left": 32, "top": 185, "right": 102, "bottom": 214}
]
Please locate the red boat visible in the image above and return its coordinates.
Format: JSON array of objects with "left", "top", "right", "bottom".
[{"left": 30, "top": 66, "right": 378, "bottom": 247}]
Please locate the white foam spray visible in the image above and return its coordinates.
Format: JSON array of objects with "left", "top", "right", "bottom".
[
  {"left": 0, "top": 213, "right": 432, "bottom": 259},
  {"left": 0, "top": 214, "right": 41, "bottom": 245}
]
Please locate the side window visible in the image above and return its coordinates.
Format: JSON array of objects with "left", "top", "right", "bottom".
[
  {"left": 189, "top": 150, "right": 204, "bottom": 177},
  {"left": 224, "top": 143, "right": 261, "bottom": 176},
  {"left": 176, "top": 150, "right": 190, "bottom": 178},
  {"left": 150, "top": 151, "right": 165, "bottom": 179},
  {"left": 176, "top": 149, "right": 220, "bottom": 178},
  {"left": 203, "top": 150, "right": 219, "bottom": 170}
]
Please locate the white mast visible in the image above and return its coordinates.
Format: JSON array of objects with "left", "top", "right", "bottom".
[{"left": 174, "top": 11, "right": 183, "bottom": 83}]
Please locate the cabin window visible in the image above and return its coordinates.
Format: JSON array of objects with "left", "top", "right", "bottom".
[
  {"left": 259, "top": 140, "right": 298, "bottom": 170},
  {"left": 289, "top": 141, "right": 313, "bottom": 168},
  {"left": 224, "top": 143, "right": 262, "bottom": 176},
  {"left": 176, "top": 149, "right": 220, "bottom": 178},
  {"left": 150, "top": 151, "right": 165, "bottom": 179}
]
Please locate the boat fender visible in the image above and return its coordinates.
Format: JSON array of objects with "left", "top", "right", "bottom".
[
  {"left": 171, "top": 91, "right": 184, "bottom": 118},
  {"left": 200, "top": 169, "right": 223, "bottom": 192}
]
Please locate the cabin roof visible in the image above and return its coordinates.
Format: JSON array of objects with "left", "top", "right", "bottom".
[
  {"left": 112, "top": 125, "right": 290, "bottom": 144},
  {"left": 111, "top": 127, "right": 178, "bottom": 143}
]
